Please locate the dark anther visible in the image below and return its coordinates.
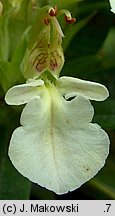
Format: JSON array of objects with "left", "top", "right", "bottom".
[
  {"left": 49, "top": 6, "right": 58, "bottom": 17},
  {"left": 44, "top": 17, "right": 50, "bottom": 25},
  {"left": 65, "top": 16, "right": 76, "bottom": 24}
]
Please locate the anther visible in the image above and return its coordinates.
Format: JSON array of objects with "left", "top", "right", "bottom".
[
  {"left": 65, "top": 16, "right": 76, "bottom": 24},
  {"left": 49, "top": 6, "right": 57, "bottom": 17},
  {"left": 44, "top": 17, "right": 50, "bottom": 25}
]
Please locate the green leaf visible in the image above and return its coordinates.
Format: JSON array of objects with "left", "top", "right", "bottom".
[
  {"left": 0, "top": 61, "right": 12, "bottom": 91},
  {"left": 8, "top": 0, "right": 29, "bottom": 59},
  {"left": 65, "top": 10, "right": 112, "bottom": 59},
  {"left": 61, "top": 54, "right": 102, "bottom": 77},
  {"left": 93, "top": 99, "right": 115, "bottom": 129},
  {"left": 0, "top": 61, "right": 19, "bottom": 92},
  {"left": 63, "top": 13, "right": 95, "bottom": 52},
  {"left": 101, "top": 28, "right": 115, "bottom": 68},
  {"left": 12, "top": 27, "right": 30, "bottom": 70},
  {"left": 37, "top": 0, "right": 80, "bottom": 9},
  {"left": 0, "top": 11, "right": 10, "bottom": 61},
  {"left": 0, "top": 27, "right": 30, "bottom": 93},
  {"left": 31, "top": 184, "right": 56, "bottom": 200}
]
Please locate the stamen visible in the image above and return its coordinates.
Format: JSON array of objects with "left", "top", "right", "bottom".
[
  {"left": 65, "top": 16, "right": 76, "bottom": 24},
  {"left": 54, "top": 6, "right": 58, "bottom": 15},
  {"left": 57, "top": 9, "right": 76, "bottom": 24}
]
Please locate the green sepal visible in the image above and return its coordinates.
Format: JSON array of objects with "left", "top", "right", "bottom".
[{"left": 22, "top": 6, "right": 64, "bottom": 80}]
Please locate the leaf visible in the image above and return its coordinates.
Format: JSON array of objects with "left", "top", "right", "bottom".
[
  {"left": 8, "top": 0, "right": 29, "bottom": 59},
  {"left": 38, "top": 0, "right": 80, "bottom": 9},
  {"left": 0, "top": 27, "right": 30, "bottom": 92},
  {"left": 0, "top": 10, "right": 10, "bottom": 61},
  {"left": 93, "top": 99, "right": 115, "bottom": 129},
  {"left": 0, "top": 60, "right": 24, "bottom": 92},
  {"left": 100, "top": 28, "right": 115, "bottom": 68},
  {"left": 61, "top": 54, "right": 102, "bottom": 77},
  {"left": 63, "top": 13, "right": 95, "bottom": 52},
  {"left": 65, "top": 10, "right": 112, "bottom": 59},
  {"left": 0, "top": 61, "right": 12, "bottom": 91},
  {"left": 12, "top": 27, "right": 31, "bottom": 69},
  {"left": 31, "top": 184, "right": 56, "bottom": 200}
]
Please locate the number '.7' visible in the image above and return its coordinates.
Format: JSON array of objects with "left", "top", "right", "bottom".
[{"left": 106, "top": 204, "right": 111, "bottom": 212}]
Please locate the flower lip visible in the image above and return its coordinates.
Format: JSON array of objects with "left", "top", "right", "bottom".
[{"left": 7, "top": 81, "right": 110, "bottom": 194}]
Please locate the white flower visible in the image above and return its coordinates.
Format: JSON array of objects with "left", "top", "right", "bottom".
[
  {"left": 109, "top": 0, "right": 115, "bottom": 13},
  {"left": 5, "top": 77, "right": 110, "bottom": 194}
]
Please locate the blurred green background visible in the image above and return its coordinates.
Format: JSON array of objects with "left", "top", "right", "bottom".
[{"left": 0, "top": 0, "right": 115, "bottom": 200}]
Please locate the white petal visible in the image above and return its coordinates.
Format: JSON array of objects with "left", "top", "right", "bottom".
[
  {"left": 20, "top": 89, "right": 94, "bottom": 129},
  {"left": 5, "top": 79, "right": 44, "bottom": 105},
  {"left": 56, "top": 76, "right": 109, "bottom": 101},
  {"left": 8, "top": 85, "right": 110, "bottom": 194},
  {"left": 109, "top": 0, "right": 115, "bottom": 13}
]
